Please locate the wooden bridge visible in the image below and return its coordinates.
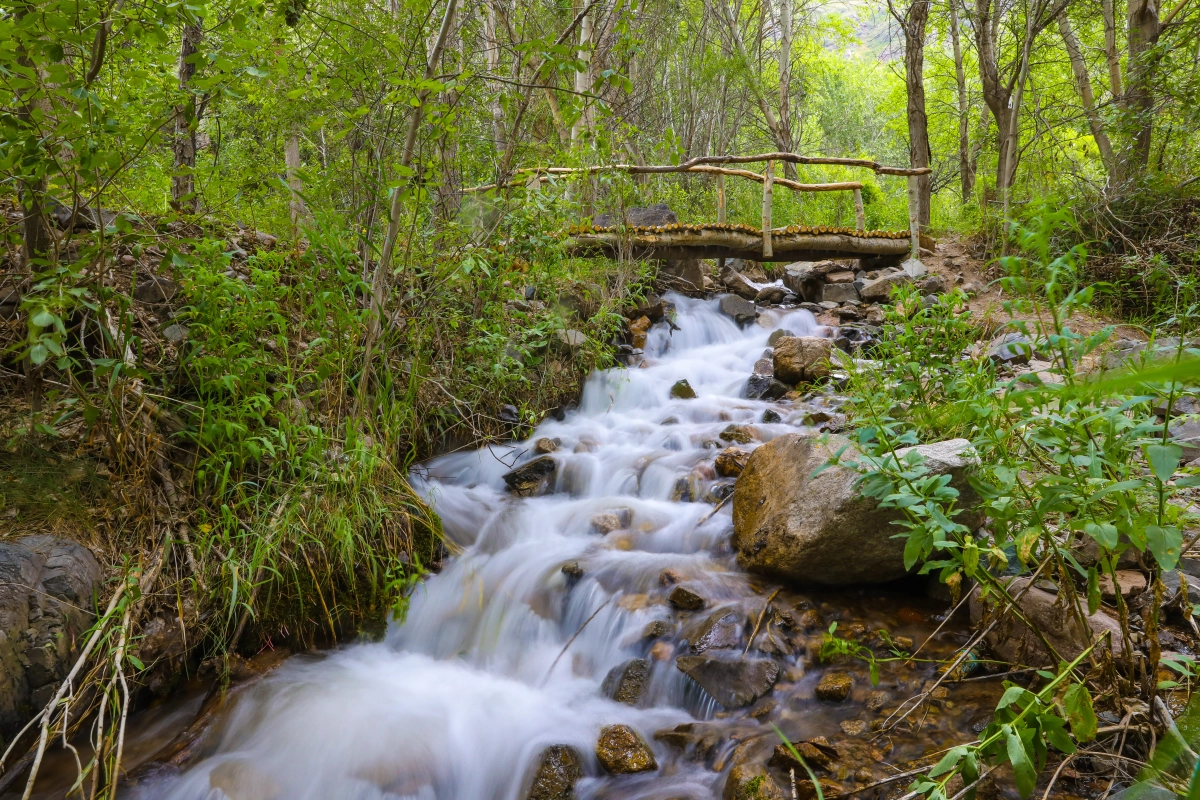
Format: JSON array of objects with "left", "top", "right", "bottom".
[{"left": 466, "top": 152, "right": 931, "bottom": 263}]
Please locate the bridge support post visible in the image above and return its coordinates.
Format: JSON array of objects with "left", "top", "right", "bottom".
[
  {"left": 906, "top": 174, "right": 920, "bottom": 260},
  {"left": 853, "top": 188, "right": 865, "bottom": 232},
  {"left": 761, "top": 161, "right": 774, "bottom": 259},
  {"left": 716, "top": 174, "right": 726, "bottom": 224}
]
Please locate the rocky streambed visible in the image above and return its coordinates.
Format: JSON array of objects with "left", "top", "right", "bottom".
[{"left": 53, "top": 290, "right": 1013, "bottom": 800}]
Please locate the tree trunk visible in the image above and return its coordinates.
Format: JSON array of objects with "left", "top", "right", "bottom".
[
  {"left": 777, "top": 0, "right": 798, "bottom": 179},
  {"left": 285, "top": 131, "right": 306, "bottom": 230},
  {"left": 14, "top": 10, "right": 52, "bottom": 267},
  {"left": 973, "top": 0, "right": 1013, "bottom": 196},
  {"left": 948, "top": 0, "right": 974, "bottom": 201},
  {"left": 1103, "top": 0, "right": 1124, "bottom": 98},
  {"left": 902, "top": 0, "right": 931, "bottom": 228},
  {"left": 1058, "top": 14, "right": 1116, "bottom": 175},
  {"left": 571, "top": 3, "right": 594, "bottom": 143},
  {"left": 172, "top": 19, "right": 202, "bottom": 214},
  {"left": 483, "top": 0, "right": 507, "bottom": 158},
  {"left": 1123, "top": 0, "right": 1161, "bottom": 181},
  {"left": 1001, "top": 9, "right": 1036, "bottom": 217}
]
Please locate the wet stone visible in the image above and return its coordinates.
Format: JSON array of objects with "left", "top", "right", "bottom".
[
  {"left": 595, "top": 724, "right": 657, "bottom": 774},
  {"left": 815, "top": 671, "right": 853, "bottom": 702},
  {"left": 642, "top": 619, "right": 673, "bottom": 639},
  {"left": 502, "top": 456, "right": 557, "bottom": 497},
  {"left": 797, "top": 609, "right": 824, "bottom": 631},
  {"left": 602, "top": 658, "right": 650, "bottom": 705},
  {"left": 671, "top": 379, "right": 698, "bottom": 399},
  {"left": 669, "top": 585, "right": 706, "bottom": 611},
  {"left": 715, "top": 447, "right": 751, "bottom": 477},
  {"left": 839, "top": 719, "right": 868, "bottom": 737},
  {"left": 746, "top": 374, "right": 790, "bottom": 400},
  {"left": 761, "top": 409, "right": 782, "bottom": 423},
  {"left": 533, "top": 437, "right": 560, "bottom": 454},
  {"left": 724, "top": 763, "right": 784, "bottom": 800},
  {"left": 768, "top": 329, "right": 796, "bottom": 346},
  {"left": 753, "top": 358, "right": 774, "bottom": 375},
  {"left": 561, "top": 561, "right": 583, "bottom": 581},
  {"left": 660, "top": 568, "right": 686, "bottom": 586},
  {"left": 705, "top": 481, "right": 736, "bottom": 503},
  {"left": 524, "top": 745, "right": 583, "bottom": 800},
  {"left": 719, "top": 424, "right": 756, "bottom": 444},
  {"left": 865, "top": 689, "right": 891, "bottom": 711},
  {"left": 591, "top": 508, "right": 632, "bottom": 534},
  {"left": 682, "top": 606, "right": 745, "bottom": 653},
  {"left": 675, "top": 654, "right": 779, "bottom": 707}
]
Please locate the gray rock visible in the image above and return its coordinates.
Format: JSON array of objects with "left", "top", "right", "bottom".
[
  {"left": 746, "top": 374, "right": 790, "bottom": 400},
  {"left": 732, "top": 434, "right": 980, "bottom": 585},
  {"left": 524, "top": 745, "right": 583, "bottom": 800},
  {"left": 901, "top": 258, "right": 927, "bottom": 277},
  {"left": 133, "top": 275, "right": 179, "bottom": 305},
  {"left": 987, "top": 332, "right": 1035, "bottom": 365},
  {"left": 660, "top": 259, "right": 705, "bottom": 293},
  {"left": 859, "top": 272, "right": 912, "bottom": 303},
  {"left": 553, "top": 329, "right": 587, "bottom": 351},
  {"left": 675, "top": 654, "right": 780, "bottom": 707},
  {"left": 0, "top": 537, "right": 102, "bottom": 738},
  {"left": 919, "top": 274, "right": 945, "bottom": 294},
  {"left": 720, "top": 263, "right": 760, "bottom": 300},
  {"left": 502, "top": 456, "right": 557, "bottom": 497},
  {"left": 822, "top": 283, "right": 860, "bottom": 304},
  {"left": 681, "top": 606, "right": 745, "bottom": 653},
  {"left": 162, "top": 323, "right": 188, "bottom": 344},
  {"left": 602, "top": 658, "right": 651, "bottom": 705},
  {"left": 719, "top": 295, "right": 757, "bottom": 325},
  {"left": 755, "top": 285, "right": 787, "bottom": 305},
  {"left": 252, "top": 231, "right": 278, "bottom": 249},
  {"left": 1170, "top": 418, "right": 1200, "bottom": 463},
  {"left": 767, "top": 329, "right": 794, "bottom": 346}
]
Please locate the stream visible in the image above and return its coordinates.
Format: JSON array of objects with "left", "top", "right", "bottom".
[{"left": 118, "top": 293, "right": 1000, "bottom": 800}]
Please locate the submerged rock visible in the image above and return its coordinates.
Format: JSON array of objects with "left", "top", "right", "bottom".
[
  {"left": 524, "top": 744, "right": 583, "bottom": 800},
  {"left": 675, "top": 654, "right": 779, "bottom": 707},
  {"left": 595, "top": 725, "right": 657, "bottom": 774},
  {"left": 681, "top": 606, "right": 745, "bottom": 653},
  {"left": 668, "top": 585, "right": 706, "bottom": 610},
  {"left": 724, "top": 763, "right": 785, "bottom": 800},
  {"left": 815, "top": 671, "right": 853, "bottom": 701},
  {"left": 732, "top": 433, "right": 979, "bottom": 585},
  {"left": 602, "top": 658, "right": 651, "bottom": 705},
  {"left": 502, "top": 456, "right": 557, "bottom": 497},
  {"left": 671, "top": 379, "right": 697, "bottom": 399}
]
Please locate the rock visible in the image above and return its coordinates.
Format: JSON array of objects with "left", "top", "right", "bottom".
[
  {"left": 969, "top": 577, "right": 1125, "bottom": 666},
  {"left": 833, "top": 325, "right": 878, "bottom": 355},
  {"left": 769, "top": 741, "right": 837, "bottom": 772},
  {"left": 602, "top": 658, "right": 651, "bottom": 705},
  {"left": 866, "top": 689, "right": 891, "bottom": 711},
  {"left": 1, "top": 536, "right": 102, "bottom": 738},
  {"left": 1099, "top": 570, "right": 1148, "bottom": 600},
  {"left": 643, "top": 619, "right": 673, "bottom": 639},
  {"left": 822, "top": 283, "right": 860, "bottom": 304},
  {"left": 675, "top": 655, "right": 780, "bottom": 707},
  {"left": 746, "top": 374, "right": 790, "bottom": 400},
  {"left": 755, "top": 285, "right": 787, "bottom": 305},
  {"left": 134, "top": 275, "right": 179, "bottom": 305},
  {"left": 719, "top": 424, "right": 756, "bottom": 444},
  {"left": 720, "top": 262, "right": 761, "bottom": 300},
  {"left": 502, "top": 456, "right": 557, "bottom": 497},
  {"left": 724, "top": 763, "right": 785, "bottom": 800},
  {"left": 1170, "top": 418, "right": 1200, "bottom": 463},
  {"left": 901, "top": 258, "right": 927, "bottom": 277},
  {"left": 772, "top": 337, "right": 833, "bottom": 384},
  {"left": 534, "top": 437, "right": 560, "bottom": 455},
  {"left": 826, "top": 270, "right": 856, "bottom": 284},
  {"left": 553, "top": 329, "right": 587, "bottom": 351},
  {"left": 655, "top": 722, "right": 719, "bottom": 759},
  {"left": 669, "top": 585, "right": 706, "bottom": 610},
  {"left": 767, "top": 329, "right": 795, "bottom": 346},
  {"left": 595, "top": 725, "right": 657, "bottom": 774},
  {"left": 629, "top": 315, "right": 652, "bottom": 349},
  {"left": 753, "top": 358, "right": 774, "bottom": 375},
  {"left": 671, "top": 379, "right": 697, "bottom": 399},
  {"left": 715, "top": 447, "right": 751, "bottom": 478},
  {"left": 628, "top": 293, "right": 666, "bottom": 322},
  {"left": 162, "top": 323, "right": 188, "bottom": 344},
  {"left": 919, "top": 275, "right": 945, "bottom": 295},
  {"left": 524, "top": 745, "right": 583, "bottom": 800},
  {"left": 732, "top": 434, "right": 980, "bottom": 585},
  {"left": 815, "top": 671, "right": 853, "bottom": 701},
  {"left": 591, "top": 511, "right": 627, "bottom": 534},
  {"left": 987, "top": 332, "right": 1035, "bottom": 366},
  {"left": 859, "top": 272, "right": 912, "bottom": 303},
  {"left": 562, "top": 562, "right": 584, "bottom": 581},
  {"left": 499, "top": 404, "right": 521, "bottom": 423},
  {"left": 660, "top": 259, "right": 705, "bottom": 293},
  {"left": 251, "top": 231, "right": 278, "bottom": 249},
  {"left": 719, "top": 295, "right": 758, "bottom": 324},
  {"left": 681, "top": 606, "right": 745, "bottom": 653},
  {"left": 762, "top": 409, "right": 782, "bottom": 423}
]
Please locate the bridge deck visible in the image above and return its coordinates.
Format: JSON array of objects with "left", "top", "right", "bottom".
[{"left": 562, "top": 222, "right": 911, "bottom": 263}]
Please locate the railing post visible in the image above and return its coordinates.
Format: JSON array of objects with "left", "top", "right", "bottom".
[
  {"left": 716, "top": 173, "right": 726, "bottom": 224},
  {"left": 906, "top": 173, "right": 919, "bottom": 260},
  {"left": 761, "top": 161, "right": 774, "bottom": 259},
  {"left": 853, "top": 187, "right": 865, "bottom": 232}
]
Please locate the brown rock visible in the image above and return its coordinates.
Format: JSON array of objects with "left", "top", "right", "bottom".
[
  {"left": 630, "top": 315, "right": 652, "bottom": 350},
  {"left": 860, "top": 272, "right": 912, "bottom": 303},
  {"left": 502, "top": 456, "right": 557, "bottom": 497},
  {"left": 724, "top": 763, "right": 785, "bottom": 800},
  {"left": 591, "top": 508, "right": 631, "bottom": 534},
  {"left": 669, "top": 585, "right": 706, "bottom": 610},
  {"left": 815, "top": 671, "right": 852, "bottom": 701},
  {"left": 524, "top": 745, "right": 583, "bottom": 800},
  {"left": 1099, "top": 570, "right": 1148, "bottom": 599},
  {"left": 602, "top": 658, "right": 650, "bottom": 705},
  {"left": 595, "top": 725, "right": 657, "bottom": 774},
  {"left": 533, "top": 437, "right": 560, "bottom": 455},
  {"left": 772, "top": 337, "right": 833, "bottom": 384},
  {"left": 681, "top": 606, "right": 745, "bottom": 653},
  {"left": 715, "top": 447, "right": 751, "bottom": 477},
  {"left": 719, "top": 424, "right": 757, "bottom": 444},
  {"left": 675, "top": 655, "right": 780, "bottom": 707},
  {"left": 825, "top": 270, "right": 856, "bottom": 284},
  {"left": 969, "top": 577, "right": 1125, "bottom": 667},
  {"left": 660, "top": 568, "right": 686, "bottom": 586}
]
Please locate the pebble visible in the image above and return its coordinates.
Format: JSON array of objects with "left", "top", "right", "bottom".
[{"left": 815, "top": 671, "right": 852, "bottom": 702}]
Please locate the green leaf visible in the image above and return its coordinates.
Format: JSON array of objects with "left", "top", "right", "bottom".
[
  {"left": 1146, "top": 443, "right": 1183, "bottom": 482},
  {"left": 127, "top": 654, "right": 145, "bottom": 671},
  {"left": 928, "top": 746, "right": 966, "bottom": 778},
  {"left": 1004, "top": 724, "right": 1038, "bottom": 799},
  {"left": 1063, "top": 683, "right": 1097, "bottom": 742},
  {"left": 1084, "top": 522, "right": 1119, "bottom": 549},
  {"left": 1146, "top": 525, "right": 1183, "bottom": 570},
  {"left": 997, "top": 685, "right": 1028, "bottom": 709},
  {"left": 29, "top": 343, "right": 47, "bottom": 365},
  {"left": 31, "top": 310, "right": 57, "bottom": 328}
]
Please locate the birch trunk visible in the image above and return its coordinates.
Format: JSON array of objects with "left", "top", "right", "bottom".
[
  {"left": 1058, "top": 14, "right": 1116, "bottom": 175},
  {"left": 948, "top": 0, "right": 974, "bottom": 201},
  {"left": 171, "top": 19, "right": 203, "bottom": 213}
]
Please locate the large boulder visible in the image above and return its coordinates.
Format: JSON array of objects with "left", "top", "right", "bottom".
[
  {"left": 859, "top": 272, "right": 912, "bottom": 303},
  {"left": 1, "top": 536, "right": 103, "bottom": 738},
  {"left": 719, "top": 295, "right": 757, "bottom": 325},
  {"left": 659, "top": 259, "right": 705, "bottom": 293},
  {"left": 969, "top": 577, "right": 1125, "bottom": 667},
  {"left": 772, "top": 337, "right": 833, "bottom": 384},
  {"left": 676, "top": 654, "right": 779, "bottom": 707},
  {"left": 731, "top": 434, "right": 978, "bottom": 586}
]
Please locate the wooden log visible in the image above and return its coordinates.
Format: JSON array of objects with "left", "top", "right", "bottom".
[
  {"left": 716, "top": 173, "right": 726, "bottom": 223},
  {"left": 906, "top": 174, "right": 920, "bottom": 260},
  {"left": 853, "top": 187, "right": 865, "bottom": 232},
  {"left": 563, "top": 228, "right": 911, "bottom": 262},
  {"left": 762, "top": 161, "right": 773, "bottom": 259}
]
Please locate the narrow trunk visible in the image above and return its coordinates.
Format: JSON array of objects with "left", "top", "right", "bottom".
[
  {"left": 777, "top": 0, "right": 798, "bottom": 179},
  {"left": 949, "top": 0, "right": 974, "bottom": 201},
  {"left": 974, "top": 0, "right": 1013, "bottom": 195},
  {"left": 172, "top": 19, "right": 203, "bottom": 213},
  {"left": 1058, "top": 14, "right": 1116, "bottom": 175},
  {"left": 571, "top": 4, "right": 594, "bottom": 144},
  {"left": 483, "top": 0, "right": 506, "bottom": 158},
  {"left": 285, "top": 131, "right": 306, "bottom": 229},
  {"left": 902, "top": 0, "right": 932, "bottom": 227},
  {"left": 1001, "top": 10, "right": 1036, "bottom": 216},
  {"left": 1103, "top": 0, "right": 1125, "bottom": 98},
  {"left": 715, "top": 0, "right": 794, "bottom": 162},
  {"left": 1123, "top": 0, "right": 1161, "bottom": 181}
]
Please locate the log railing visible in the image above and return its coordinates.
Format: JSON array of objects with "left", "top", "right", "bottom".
[{"left": 463, "top": 152, "right": 932, "bottom": 261}]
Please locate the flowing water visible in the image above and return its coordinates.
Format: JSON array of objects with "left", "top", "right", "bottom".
[{"left": 116, "top": 293, "right": 999, "bottom": 800}]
